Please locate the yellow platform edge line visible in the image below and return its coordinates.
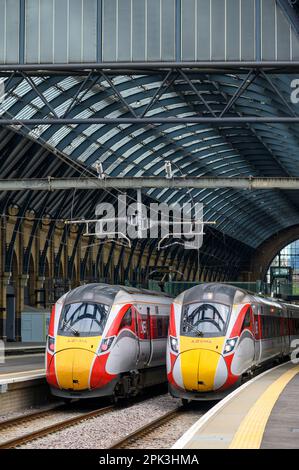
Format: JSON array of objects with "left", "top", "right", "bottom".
[{"left": 229, "top": 365, "right": 299, "bottom": 449}]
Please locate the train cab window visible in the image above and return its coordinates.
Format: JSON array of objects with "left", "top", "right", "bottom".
[
  {"left": 58, "top": 302, "right": 110, "bottom": 337},
  {"left": 241, "top": 308, "right": 251, "bottom": 331},
  {"left": 120, "top": 308, "right": 132, "bottom": 329},
  {"left": 182, "top": 302, "right": 230, "bottom": 337}
]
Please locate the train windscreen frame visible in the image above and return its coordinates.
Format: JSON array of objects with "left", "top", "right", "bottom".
[
  {"left": 181, "top": 302, "right": 230, "bottom": 338},
  {"left": 58, "top": 302, "right": 110, "bottom": 337}
]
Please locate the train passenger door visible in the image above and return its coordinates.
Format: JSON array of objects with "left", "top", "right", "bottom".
[
  {"left": 118, "top": 306, "right": 139, "bottom": 369},
  {"left": 253, "top": 306, "right": 262, "bottom": 364},
  {"left": 135, "top": 305, "right": 151, "bottom": 368},
  {"left": 282, "top": 310, "right": 290, "bottom": 356}
]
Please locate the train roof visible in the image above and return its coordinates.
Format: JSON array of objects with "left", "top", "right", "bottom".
[
  {"left": 175, "top": 283, "right": 299, "bottom": 309},
  {"left": 175, "top": 283, "right": 255, "bottom": 306},
  {"left": 63, "top": 283, "right": 171, "bottom": 306}
]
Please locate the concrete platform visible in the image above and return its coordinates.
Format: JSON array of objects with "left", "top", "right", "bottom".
[
  {"left": 173, "top": 361, "right": 299, "bottom": 449},
  {"left": 3, "top": 342, "right": 45, "bottom": 356},
  {"left": 0, "top": 354, "right": 48, "bottom": 414},
  {"left": 0, "top": 354, "right": 45, "bottom": 384}
]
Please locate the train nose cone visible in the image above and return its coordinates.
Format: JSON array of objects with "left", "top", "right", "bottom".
[
  {"left": 55, "top": 349, "right": 96, "bottom": 391},
  {"left": 180, "top": 349, "right": 227, "bottom": 392}
]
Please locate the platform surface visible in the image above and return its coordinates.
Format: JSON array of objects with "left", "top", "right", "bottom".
[
  {"left": 3, "top": 341, "right": 45, "bottom": 354},
  {"left": 0, "top": 354, "right": 45, "bottom": 384},
  {"left": 173, "top": 362, "right": 299, "bottom": 449}
]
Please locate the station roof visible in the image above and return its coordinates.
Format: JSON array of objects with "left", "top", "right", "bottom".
[
  {"left": 1, "top": 69, "right": 299, "bottom": 250},
  {"left": 1, "top": 0, "right": 299, "bottom": 253}
]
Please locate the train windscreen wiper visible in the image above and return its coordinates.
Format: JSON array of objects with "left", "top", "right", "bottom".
[
  {"left": 184, "top": 320, "right": 204, "bottom": 337},
  {"left": 62, "top": 319, "right": 80, "bottom": 336}
]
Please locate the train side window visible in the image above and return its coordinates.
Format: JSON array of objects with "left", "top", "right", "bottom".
[
  {"left": 156, "top": 318, "right": 163, "bottom": 338},
  {"left": 155, "top": 306, "right": 159, "bottom": 315},
  {"left": 277, "top": 317, "right": 281, "bottom": 337},
  {"left": 164, "top": 317, "right": 169, "bottom": 336},
  {"left": 146, "top": 307, "right": 151, "bottom": 337},
  {"left": 242, "top": 308, "right": 251, "bottom": 330},
  {"left": 262, "top": 316, "right": 269, "bottom": 338},
  {"left": 270, "top": 317, "right": 274, "bottom": 338},
  {"left": 274, "top": 315, "right": 277, "bottom": 335},
  {"left": 285, "top": 317, "right": 289, "bottom": 335},
  {"left": 261, "top": 316, "right": 266, "bottom": 338},
  {"left": 254, "top": 315, "right": 259, "bottom": 337},
  {"left": 120, "top": 308, "right": 132, "bottom": 329},
  {"left": 265, "top": 317, "right": 269, "bottom": 337},
  {"left": 268, "top": 317, "right": 272, "bottom": 338}
]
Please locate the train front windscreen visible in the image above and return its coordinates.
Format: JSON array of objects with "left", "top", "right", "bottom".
[
  {"left": 58, "top": 302, "right": 110, "bottom": 337},
  {"left": 181, "top": 302, "right": 230, "bottom": 338}
]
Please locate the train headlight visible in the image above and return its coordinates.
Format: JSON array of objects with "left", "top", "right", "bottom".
[
  {"left": 47, "top": 335, "right": 55, "bottom": 354},
  {"left": 224, "top": 337, "right": 238, "bottom": 354},
  {"left": 99, "top": 336, "right": 115, "bottom": 354},
  {"left": 170, "top": 336, "right": 179, "bottom": 354}
]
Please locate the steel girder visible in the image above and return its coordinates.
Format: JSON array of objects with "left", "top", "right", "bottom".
[{"left": 1, "top": 63, "right": 299, "bottom": 282}]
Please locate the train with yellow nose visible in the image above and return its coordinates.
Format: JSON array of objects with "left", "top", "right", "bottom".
[
  {"left": 167, "top": 283, "right": 299, "bottom": 402},
  {"left": 46, "top": 284, "right": 171, "bottom": 400}
]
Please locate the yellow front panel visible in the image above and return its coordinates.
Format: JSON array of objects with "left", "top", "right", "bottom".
[
  {"left": 198, "top": 349, "right": 220, "bottom": 391},
  {"left": 180, "top": 349, "right": 200, "bottom": 391},
  {"left": 179, "top": 336, "right": 225, "bottom": 392},
  {"left": 55, "top": 335, "right": 101, "bottom": 390},
  {"left": 55, "top": 335, "right": 101, "bottom": 353}
]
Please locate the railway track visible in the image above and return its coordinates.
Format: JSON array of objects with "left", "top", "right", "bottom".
[
  {"left": 0, "top": 404, "right": 65, "bottom": 431},
  {"left": 0, "top": 404, "right": 115, "bottom": 449},
  {"left": 109, "top": 407, "right": 183, "bottom": 449},
  {"left": 0, "top": 388, "right": 169, "bottom": 449}
]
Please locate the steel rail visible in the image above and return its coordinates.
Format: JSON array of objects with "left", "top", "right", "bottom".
[
  {"left": 109, "top": 407, "right": 182, "bottom": 449},
  {"left": 0, "top": 404, "right": 115, "bottom": 449},
  {"left": 0, "top": 404, "right": 65, "bottom": 430}
]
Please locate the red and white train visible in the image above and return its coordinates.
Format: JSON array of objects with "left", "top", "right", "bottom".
[
  {"left": 46, "top": 284, "right": 171, "bottom": 400},
  {"left": 167, "top": 283, "right": 299, "bottom": 401}
]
